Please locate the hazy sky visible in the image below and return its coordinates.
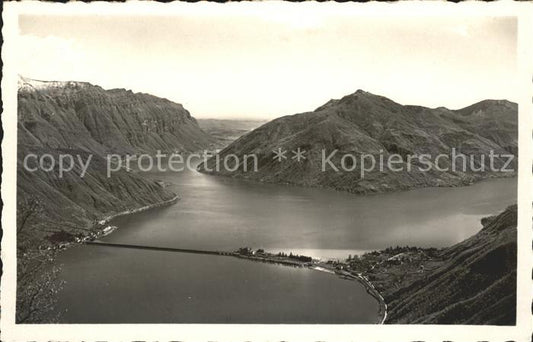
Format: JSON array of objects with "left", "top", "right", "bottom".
[{"left": 18, "top": 13, "right": 517, "bottom": 119}]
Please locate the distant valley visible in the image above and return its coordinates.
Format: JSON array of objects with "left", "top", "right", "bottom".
[{"left": 197, "top": 119, "right": 267, "bottom": 148}]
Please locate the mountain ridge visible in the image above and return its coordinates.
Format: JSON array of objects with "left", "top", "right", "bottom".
[
  {"left": 200, "top": 90, "right": 517, "bottom": 194},
  {"left": 18, "top": 76, "right": 215, "bottom": 155},
  {"left": 17, "top": 77, "right": 213, "bottom": 246}
]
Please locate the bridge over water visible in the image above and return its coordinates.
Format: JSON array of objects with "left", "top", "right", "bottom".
[{"left": 85, "top": 241, "right": 235, "bottom": 256}]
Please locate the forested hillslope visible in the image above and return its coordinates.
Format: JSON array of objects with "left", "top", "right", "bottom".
[{"left": 385, "top": 205, "right": 517, "bottom": 324}]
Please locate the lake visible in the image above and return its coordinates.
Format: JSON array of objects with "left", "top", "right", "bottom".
[{"left": 55, "top": 166, "right": 516, "bottom": 323}]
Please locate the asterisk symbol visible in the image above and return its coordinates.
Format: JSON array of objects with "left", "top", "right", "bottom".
[
  {"left": 272, "top": 147, "right": 287, "bottom": 162},
  {"left": 292, "top": 148, "right": 307, "bottom": 162}
]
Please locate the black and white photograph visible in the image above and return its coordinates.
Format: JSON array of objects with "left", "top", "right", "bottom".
[{"left": 1, "top": 2, "right": 532, "bottom": 341}]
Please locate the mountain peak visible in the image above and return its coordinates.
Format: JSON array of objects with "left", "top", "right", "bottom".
[
  {"left": 314, "top": 90, "right": 399, "bottom": 112},
  {"left": 346, "top": 89, "right": 374, "bottom": 97},
  {"left": 471, "top": 99, "right": 515, "bottom": 107},
  {"left": 457, "top": 98, "right": 517, "bottom": 116},
  {"left": 18, "top": 75, "right": 93, "bottom": 92}
]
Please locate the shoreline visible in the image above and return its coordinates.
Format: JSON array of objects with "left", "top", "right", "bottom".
[
  {"left": 98, "top": 194, "right": 181, "bottom": 226},
  {"left": 198, "top": 168, "right": 516, "bottom": 197},
  {"left": 232, "top": 251, "right": 388, "bottom": 324},
  {"left": 352, "top": 272, "right": 388, "bottom": 324},
  {"left": 54, "top": 194, "right": 181, "bottom": 249},
  {"left": 83, "top": 240, "right": 388, "bottom": 324},
  {"left": 88, "top": 194, "right": 181, "bottom": 241},
  {"left": 313, "top": 266, "right": 387, "bottom": 324}
]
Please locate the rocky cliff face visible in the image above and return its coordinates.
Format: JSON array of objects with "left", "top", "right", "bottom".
[
  {"left": 17, "top": 77, "right": 212, "bottom": 245},
  {"left": 200, "top": 90, "right": 517, "bottom": 193},
  {"left": 17, "top": 148, "right": 177, "bottom": 245},
  {"left": 385, "top": 205, "right": 517, "bottom": 324},
  {"left": 18, "top": 77, "right": 215, "bottom": 155}
]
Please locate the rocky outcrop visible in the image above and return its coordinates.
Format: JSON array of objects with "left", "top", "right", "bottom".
[
  {"left": 385, "top": 205, "right": 517, "bottom": 324},
  {"left": 200, "top": 90, "right": 517, "bottom": 194}
]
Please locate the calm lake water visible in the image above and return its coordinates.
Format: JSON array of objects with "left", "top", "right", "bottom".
[{"left": 55, "top": 166, "right": 516, "bottom": 323}]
